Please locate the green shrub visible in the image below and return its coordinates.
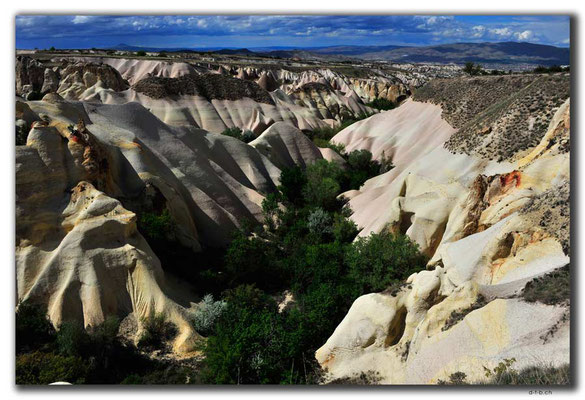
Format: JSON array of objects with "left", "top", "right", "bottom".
[
  {"left": 261, "top": 192, "right": 281, "bottom": 231},
  {"left": 487, "top": 364, "right": 570, "bottom": 385},
  {"left": 192, "top": 294, "right": 227, "bottom": 337},
  {"left": 16, "top": 301, "right": 55, "bottom": 352},
  {"left": 16, "top": 351, "right": 88, "bottom": 385},
  {"left": 303, "top": 160, "right": 343, "bottom": 210},
  {"left": 342, "top": 149, "right": 382, "bottom": 190},
  {"left": 56, "top": 321, "right": 89, "bottom": 357},
  {"left": 136, "top": 50, "right": 146, "bottom": 57},
  {"left": 366, "top": 98, "right": 396, "bottom": 110},
  {"left": 223, "top": 230, "right": 283, "bottom": 290},
  {"left": 138, "top": 311, "right": 178, "bottom": 350},
  {"left": 438, "top": 371, "right": 468, "bottom": 385},
  {"left": 346, "top": 231, "right": 427, "bottom": 293},
  {"left": 220, "top": 127, "right": 256, "bottom": 143},
  {"left": 442, "top": 295, "right": 488, "bottom": 331},
  {"left": 306, "top": 113, "right": 373, "bottom": 150},
  {"left": 479, "top": 358, "right": 570, "bottom": 385},
  {"left": 522, "top": 265, "right": 570, "bottom": 305},
  {"left": 200, "top": 285, "right": 284, "bottom": 384},
  {"left": 307, "top": 208, "right": 333, "bottom": 237},
  {"left": 463, "top": 62, "right": 484, "bottom": 76},
  {"left": 138, "top": 209, "right": 174, "bottom": 241},
  {"left": 332, "top": 213, "right": 358, "bottom": 243},
  {"left": 16, "top": 122, "right": 29, "bottom": 146},
  {"left": 241, "top": 130, "right": 256, "bottom": 143},
  {"left": 278, "top": 166, "right": 307, "bottom": 206}
]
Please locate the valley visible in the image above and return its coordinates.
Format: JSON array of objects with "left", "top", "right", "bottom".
[{"left": 15, "top": 44, "right": 571, "bottom": 385}]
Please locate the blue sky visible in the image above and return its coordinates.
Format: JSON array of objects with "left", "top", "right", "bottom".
[{"left": 15, "top": 15, "right": 570, "bottom": 49}]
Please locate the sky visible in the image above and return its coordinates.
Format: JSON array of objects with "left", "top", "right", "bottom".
[{"left": 15, "top": 15, "right": 570, "bottom": 50}]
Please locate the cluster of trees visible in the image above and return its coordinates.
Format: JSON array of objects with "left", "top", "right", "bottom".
[
  {"left": 199, "top": 161, "right": 427, "bottom": 383},
  {"left": 532, "top": 65, "right": 570, "bottom": 73}
]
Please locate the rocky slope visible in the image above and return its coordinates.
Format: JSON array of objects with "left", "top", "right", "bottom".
[
  {"left": 319, "top": 73, "right": 570, "bottom": 383},
  {"left": 15, "top": 56, "right": 412, "bottom": 134},
  {"left": 15, "top": 94, "right": 329, "bottom": 350}
]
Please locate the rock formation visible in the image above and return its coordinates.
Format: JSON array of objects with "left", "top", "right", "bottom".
[{"left": 317, "top": 74, "right": 570, "bottom": 383}]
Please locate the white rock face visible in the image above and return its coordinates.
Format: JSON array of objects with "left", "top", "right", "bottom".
[
  {"left": 70, "top": 57, "right": 202, "bottom": 84},
  {"left": 16, "top": 177, "right": 201, "bottom": 352},
  {"left": 317, "top": 99, "right": 570, "bottom": 384},
  {"left": 15, "top": 98, "right": 304, "bottom": 351},
  {"left": 250, "top": 122, "right": 324, "bottom": 170}
]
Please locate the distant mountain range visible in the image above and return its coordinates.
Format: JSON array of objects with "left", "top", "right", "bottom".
[{"left": 106, "top": 42, "right": 570, "bottom": 66}]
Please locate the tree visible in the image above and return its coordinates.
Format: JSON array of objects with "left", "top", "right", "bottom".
[
  {"left": 463, "top": 62, "right": 483, "bottom": 76},
  {"left": 278, "top": 166, "right": 307, "bottom": 206},
  {"left": 136, "top": 50, "right": 147, "bottom": 57},
  {"left": 345, "top": 231, "right": 427, "bottom": 293},
  {"left": 303, "top": 160, "right": 343, "bottom": 210}
]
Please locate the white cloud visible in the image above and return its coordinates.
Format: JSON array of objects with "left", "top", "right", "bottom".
[
  {"left": 489, "top": 27, "right": 513, "bottom": 37},
  {"left": 472, "top": 25, "right": 486, "bottom": 38},
  {"left": 72, "top": 16, "right": 91, "bottom": 24},
  {"left": 515, "top": 30, "right": 534, "bottom": 41}
]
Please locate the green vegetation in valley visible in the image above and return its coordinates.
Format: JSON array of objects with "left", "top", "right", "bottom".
[
  {"left": 366, "top": 98, "right": 396, "bottom": 110},
  {"left": 16, "top": 156, "right": 424, "bottom": 385},
  {"left": 305, "top": 112, "right": 373, "bottom": 151},
  {"left": 220, "top": 127, "right": 256, "bottom": 143},
  {"left": 198, "top": 160, "right": 427, "bottom": 384}
]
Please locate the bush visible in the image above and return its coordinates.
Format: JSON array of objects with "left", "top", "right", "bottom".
[
  {"left": 138, "top": 209, "right": 174, "bottom": 241},
  {"left": 16, "top": 351, "right": 88, "bottom": 385},
  {"left": 192, "top": 294, "right": 227, "bottom": 337},
  {"left": 278, "top": 166, "right": 307, "bottom": 206},
  {"left": 136, "top": 50, "right": 147, "bottom": 57},
  {"left": 200, "top": 285, "right": 285, "bottom": 384},
  {"left": 223, "top": 230, "right": 283, "bottom": 290},
  {"left": 522, "top": 265, "right": 571, "bottom": 305},
  {"left": 533, "top": 65, "right": 569, "bottom": 74},
  {"left": 303, "top": 160, "right": 343, "bottom": 210},
  {"left": 342, "top": 149, "right": 382, "bottom": 190},
  {"left": 463, "top": 62, "right": 483, "bottom": 76},
  {"left": 306, "top": 113, "right": 373, "bottom": 150},
  {"left": 138, "top": 311, "right": 178, "bottom": 349},
  {"left": 487, "top": 364, "right": 570, "bottom": 385},
  {"left": 56, "top": 321, "right": 89, "bottom": 357},
  {"left": 16, "top": 301, "right": 55, "bottom": 352},
  {"left": 522, "top": 265, "right": 570, "bottom": 305},
  {"left": 220, "top": 127, "right": 256, "bottom": 143},
  {"left": 307, "top": 208, "right": 333, "bottom": 237},
  {"left": 241, "top": 130, "right": 256, "bottom": 143},
  {"left": 345, "top": 231, "right": 427, "bottom": 293},
  {"left": 366, "top": 98, "right": 396, "bottom": 110},
  {"left": 438, "top": 371, "right": 468, "bottom": 385},
  {"left": 442, "top": 295, "right": 488, "bottom": 331},
  {"left": 332, "top": 213, "right": 358, "bottom": 243}
]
